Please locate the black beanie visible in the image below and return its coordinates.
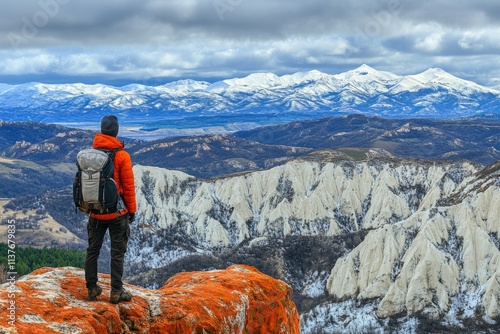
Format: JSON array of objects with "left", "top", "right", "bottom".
[{"left": 101, "top": 115, "right": 119, "bottom": 137}]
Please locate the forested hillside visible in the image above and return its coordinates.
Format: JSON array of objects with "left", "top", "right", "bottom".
[{"left": 0, "top": 243, "right": 85, "bottom": 283}]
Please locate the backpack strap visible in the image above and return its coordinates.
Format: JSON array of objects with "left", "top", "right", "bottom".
[{"left": 97, "top": 148, "right": 121, "bottom": 160}]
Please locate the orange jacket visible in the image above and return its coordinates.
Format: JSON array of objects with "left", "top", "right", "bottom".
[{"left": 90, "top": 133, "right": 137, "bottom": 220}]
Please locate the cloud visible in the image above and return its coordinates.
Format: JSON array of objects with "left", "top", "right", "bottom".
[
  {"left": 457, "top": 29, "right": 500, "bottom": 52},
  {"left": 0, "top": 0, "right": 499, "bottom": 86},
  {"left": 5, "top": 0, "right": 490, "bottom": 48},
  {"left": 414, "top": 25, "right": 444, "bottom": 53}
]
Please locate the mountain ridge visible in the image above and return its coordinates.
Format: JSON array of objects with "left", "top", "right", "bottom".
[
  {"left": 1, "top": 116, "right": 499, "bottom": 192},
  {"left": 1, "top": 65, "right": 499, "bottom": 127}
]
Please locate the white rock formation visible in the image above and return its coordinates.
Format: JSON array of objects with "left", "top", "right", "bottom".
[
  {"left": 130, "top": 155, "right": 500, "bottom": 324},
  {"left": 327, "top": 162, "right": 500, "bottom": 319},
  {"left": 133, "top": 158, "right": 476, "bottom": 248}
]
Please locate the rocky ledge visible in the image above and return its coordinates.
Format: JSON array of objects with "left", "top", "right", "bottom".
[{"left": 0, "top": 265, "right": 299, "bottom": 333}]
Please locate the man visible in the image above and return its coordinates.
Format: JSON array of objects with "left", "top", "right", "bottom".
[{"left": 84, "top": 115, "right": 137, "bottom": 304}]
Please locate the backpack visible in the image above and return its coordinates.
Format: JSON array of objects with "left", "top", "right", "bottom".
[{"left": 73, "top": 148, "right": 121, "bottom": 214}]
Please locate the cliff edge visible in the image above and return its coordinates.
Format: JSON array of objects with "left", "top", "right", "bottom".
[{"left": 0, "top": 265, "right": 299, "bottom": 333}]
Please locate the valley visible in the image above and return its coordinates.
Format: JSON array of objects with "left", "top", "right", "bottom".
[
  {"left": 1, "top": 146, "right": 499, "bottom": 332},
  {"left": 0, "top": 113, "right": 499, "bottom": 332}
]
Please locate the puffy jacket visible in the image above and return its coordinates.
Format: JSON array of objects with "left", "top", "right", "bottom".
[{"left": 90, "top": 133, "right": 137, "bottom": 220}]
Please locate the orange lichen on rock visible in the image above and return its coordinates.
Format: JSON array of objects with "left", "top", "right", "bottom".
[{"left": 0, "top": 265, "right": 299, "bottom": 333}]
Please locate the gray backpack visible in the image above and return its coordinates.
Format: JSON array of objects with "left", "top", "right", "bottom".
[{"left": 73, "top": 148, "right": 121, "bottom": 214}]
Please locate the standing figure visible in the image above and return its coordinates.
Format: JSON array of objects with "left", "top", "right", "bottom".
[{"left": 84, "top": 115, "right": 136, "bottom": 304}]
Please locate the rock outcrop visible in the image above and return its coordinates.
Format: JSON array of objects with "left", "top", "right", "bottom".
[
  {"left": 326, "top": 161, "right": 500, "bottom": 319},
  {"left": 128, "top": 157, "right": 499, "bottom": 332},
  {"left": 132, "top": 158, "right": 476, "bottom": 249},
  {"left": 128, "top": 158, "right": 478, "bottom": 278},
  {"left": 0, "top": 265, "right": 299, "bottom": 333}
]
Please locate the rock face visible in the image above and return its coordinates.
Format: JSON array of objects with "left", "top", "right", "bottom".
[
  {"left": 326, "top": 161, "right": 500, "bottom": 320},
  {"left": 0, "top": 265, "right": 299, "bottom": 334},
  {"left": 134, "top": 158, "right": 478, "bottom": 246},
  {"left": 128, "top": 157, "right": 500, "bottom": 332},
  {"left": 299, "top": 162, "right": 500, "bottom": 333},
  {"left": 129, "top": 157, "right": 477, "bottom": 268}
]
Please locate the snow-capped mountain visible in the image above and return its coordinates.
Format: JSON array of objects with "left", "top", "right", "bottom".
[
  {"left": 1, "top": 65, "right": 499, "bottom": 124},
  {"left": 125, "top": 153, "right": 500, "bottom": 332}
]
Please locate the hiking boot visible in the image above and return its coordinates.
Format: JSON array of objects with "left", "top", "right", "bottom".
[
  {"left": 87, "top": 285, "right": 102, "bottom": 301},
  {"left": 110, "top": 289, "right": 132, "bottom": 304}
]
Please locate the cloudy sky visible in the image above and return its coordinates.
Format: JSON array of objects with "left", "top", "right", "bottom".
[{"left": 1, "top": 0, "right": 499, "bottom": 87}]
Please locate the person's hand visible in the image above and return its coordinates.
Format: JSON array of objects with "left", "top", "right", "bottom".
[{"left": 128, "top": 213, "right": 135, "bottom": 224}]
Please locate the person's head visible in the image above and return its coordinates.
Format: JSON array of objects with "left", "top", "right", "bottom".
[{"left": 100, "top": 115, "right": 119, "bottom": 137}]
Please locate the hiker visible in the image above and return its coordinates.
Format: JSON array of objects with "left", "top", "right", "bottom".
[{"left": 83, "top": 115, "right": 137, "bottom": 303}]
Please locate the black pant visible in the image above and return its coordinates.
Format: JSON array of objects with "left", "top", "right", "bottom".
[{"left": 84, "top": 214, "right": 130, "bottom": 292}]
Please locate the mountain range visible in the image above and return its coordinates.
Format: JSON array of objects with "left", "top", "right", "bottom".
[
  {"left": 1, "top": 115, "right": 499, "bottom": 201},
  {"left": 1, "top": 65, "right": 500, "bottom": 333},
  {"left": 1, "top": 65, "right": 499, "bottom": 136},
  {"left": 1, "top": 115, "right": 499, "bottom": 202}
]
